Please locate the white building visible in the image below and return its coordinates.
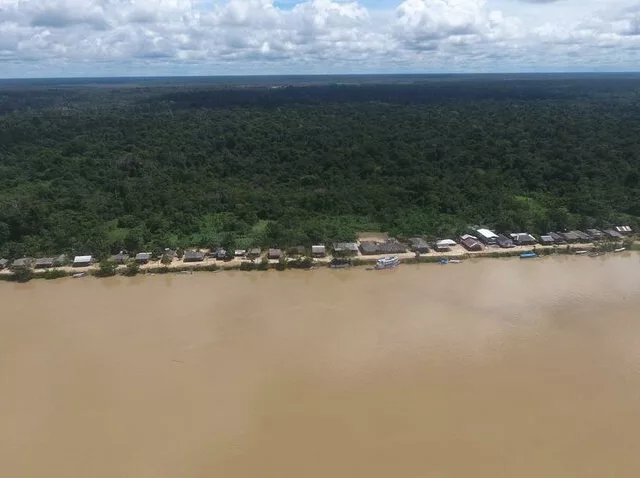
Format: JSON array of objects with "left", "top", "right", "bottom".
[
  {"left": 73, "top": 255, "right": 93, "bottom": 267},
  {"left": 475, "top": 228, "right": 499, "bottom": 245}
]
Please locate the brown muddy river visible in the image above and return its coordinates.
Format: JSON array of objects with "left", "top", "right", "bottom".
[{"left": 2, "top": 255, "right": 640, "bottom": 477}]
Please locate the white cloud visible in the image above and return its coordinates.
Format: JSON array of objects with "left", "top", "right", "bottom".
[{"left": 0, "top": 0, "right": 638, "bottom": 76}]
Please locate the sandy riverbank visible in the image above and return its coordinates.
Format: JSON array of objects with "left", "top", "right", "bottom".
[{"left": 0, "top": 241, "right": 623, "bottom": 280}]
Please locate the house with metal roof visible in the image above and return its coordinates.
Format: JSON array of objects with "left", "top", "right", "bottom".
[
  {"left": 73, "top": 255, "right": 93, "bottom": 267},
  {"left": 435, "top": 239, "right": 457, "bottom": 251},
  {"left": 311, "top": 245, "right": 326, "bottom": 257},
  {"left": 604, "top": 229, "right": 624, "bottom": 239},
  {"left": 11, "top": 257, "right": 33, "bottom": 270},
  {"left": 540, "top": 235, "right": 555, "bottom": 246},
  {"left": 135, "top": 252, "right": 152, "bottom": 264},
  {"left": 54, "top": 254, "right": 68, "bottom": 266},
  {"left": 573, "top": 230, "right": 592, "bottom": 241},
  {"left": 409, "top": 237, "right": 430, "bottom": 253},
  {"left": 333, "top": 242, "right": 359, "bottom": 256},
  {"left": 510, "top": 233, "right": 537, "bottom": 246},
  {"left": 539, "top": 235, "right": 555, "bottom": 246},
  {"left": 110, "top": 253, "right": 130, "bottom": 264},
  {"left": 615, "top": 226, "right": 633, "bottom": 234},
  {"left": 560, "top": 231, "right": 580, "bottom": 243},
  {"left": 460, "top": 234, "right": 483, "bottom": 251},
  {"left": 183, "top": 250, "right": 205, "bottom": 262},
  {"left": 247, "top": 248, "right": 262, "bottom": 259},
  {"left": 496, "top": 234, "right": 514, "bottom": 248},
  {"left": 268, "top": 248, "right": 282, "bottom": 260},
  {"left": 35, "top": 257, "right": 55, "bottom": 269},
  {"left": 0, "top": 258, "right": 8, "bottom": 270},
  {"left": 586, "top": 229, "right": 605, "bottom": 240},
  {"left": 549, "top": 232, "right": 566, "bottom": 244},
  {"left": 475, "top": 228, "right": 499, "bottom": 245}
]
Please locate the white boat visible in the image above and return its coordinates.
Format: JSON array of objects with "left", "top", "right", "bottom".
[
  {"left": 614, "top": 247, "right": 626, "bottom": 253},
  {"left": 72, "top": 272, "right": 86, "bottom": 278},
  {"left": 448, "top": 259, "right": 462, "bottom": 264},
  {"left": 375, "top": 256, "right": 400, "bottom": 270},
  {"left": 575, "top": 250, "right": 588, "bottom": 255}
]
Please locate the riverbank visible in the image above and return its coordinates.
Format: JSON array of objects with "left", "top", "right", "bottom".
[{"left": 1, "top": 241, "right": 637, "bottom": 283}]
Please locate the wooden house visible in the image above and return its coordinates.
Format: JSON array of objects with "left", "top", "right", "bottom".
[{"left": 460, "top": 234, "right": 483, "bottom": 251}]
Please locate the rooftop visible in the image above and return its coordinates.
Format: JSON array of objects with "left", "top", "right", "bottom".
[{"left": 476, "top": 228, "right": 498, "bottom": 238}]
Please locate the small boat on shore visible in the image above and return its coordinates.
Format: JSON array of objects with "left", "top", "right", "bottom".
[
  {"left": 575, "top": 250, "right": 588, "bottom": 255},
  {"left": 614, "top": 247, "right": 626, "bottom": 253},
  {"left": 72, "top": 272, "right": 86, "bottom": 278},
  {"left": 375, "top": 256, "right": 400, "bottom": 270},
  {"left": 520, "top": 252, "right": 537, "bottom": 259}
]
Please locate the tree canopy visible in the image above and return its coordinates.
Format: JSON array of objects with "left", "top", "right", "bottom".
[{"left": 1, "top": 75, "right": 639, "bottom": 259}]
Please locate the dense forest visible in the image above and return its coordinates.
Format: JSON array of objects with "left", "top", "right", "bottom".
[{"left": 1, "top": 75, "right": 640, "bottom": 259}]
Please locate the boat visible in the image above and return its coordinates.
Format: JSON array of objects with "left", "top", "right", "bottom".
[
  {"left": 375, "top": 256, "right": 400, "bottom": 270},
  {"left": 520, "top": 252, "right": 537, "bottom": 259},
  {"left": 574, "top": 250, "right": 588, "bottom": 255},
  {"left": 588, "top": 251, "right": 602, "bottom": 257},
  {"left": 614, "top": 247, "right": 626, "bottom": 253},
  {"left": 440, "top": 258, "right": 462, "bottom": 265},
  {"left": 72, "top": 272, "right": 86, "bottom": 278}
]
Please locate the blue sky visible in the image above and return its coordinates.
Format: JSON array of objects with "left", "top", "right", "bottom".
[{"left": 0, "top": 0, "right": 639, "bottom": 78}]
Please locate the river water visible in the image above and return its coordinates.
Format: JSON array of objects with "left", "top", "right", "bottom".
[{"left": 1, "top": 255, "right": 640, "bottom": 477}]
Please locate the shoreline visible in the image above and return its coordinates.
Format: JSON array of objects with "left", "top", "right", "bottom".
[{"left": 1, "top": 242, "right": 637, "bottom": 283}]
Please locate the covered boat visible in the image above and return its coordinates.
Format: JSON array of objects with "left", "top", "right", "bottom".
[{"left": 375, "top": 256, "right": 400, "bottom": 270}]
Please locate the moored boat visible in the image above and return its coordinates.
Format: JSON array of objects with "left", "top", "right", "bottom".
[
  {"left": 375, "top": 256, "right": 400, "bottom": 270},
  {"left": 72, "top": 272, "right": 86, "bottom": 278},
  {"left": 614, "top": 247, "right": 626, "bottom": 253},
  {"left": 575, "top": 250, "right": 588, "bottom": 255},
  {"left": 520, "top": 252, "right": 537, "bottom": 259}
]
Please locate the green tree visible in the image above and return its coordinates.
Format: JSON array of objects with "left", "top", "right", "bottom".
[{"left": 95, "top": 260, "right": 117, "bottom": 277}]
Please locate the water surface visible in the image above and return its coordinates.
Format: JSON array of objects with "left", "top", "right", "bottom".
[{"left": 2, "top": 256, "right": 640, "bottom": 477}]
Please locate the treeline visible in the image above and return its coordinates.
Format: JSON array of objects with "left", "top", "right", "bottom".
[{"left": 1, "top": 76, "right": 640, "bottom": 259}]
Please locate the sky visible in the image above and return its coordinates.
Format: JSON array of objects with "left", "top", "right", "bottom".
[{"left": 0, "top": 0, "right": 639, "bottom": 77}]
